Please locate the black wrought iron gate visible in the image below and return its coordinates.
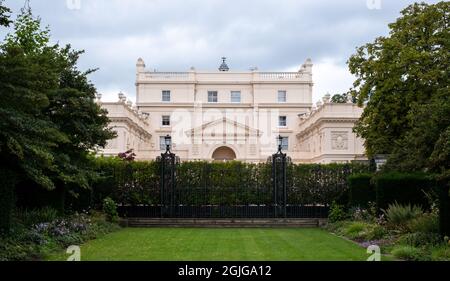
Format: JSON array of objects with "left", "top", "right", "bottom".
[
  {"left": 270, "top": 145, "right": 289, "bottom": 218},
  {"left": 118, "top": 136, "right": 329, "bottom": 219},
  {"left": 158, "top": 141, "right": 179, "bottom": 218}
]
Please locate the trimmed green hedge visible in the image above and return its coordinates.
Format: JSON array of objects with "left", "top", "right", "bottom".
[
  {"left": 288, "top": 163, "right": 370, "bottom": 205},
  {"left": 13, "top": 158, "right": 373, "bottom": 211},
  {"left": 374, "top": 172, "right": 434, "bottom": 211},
  {"left": 348, "top": 173, "right": 375, "bottom": 207},
  {"left": 92, "top": 157, "right": 160, "bottom": 207},
  {"left": 90, "top": 158, "right": 372, "bottom": 206}
]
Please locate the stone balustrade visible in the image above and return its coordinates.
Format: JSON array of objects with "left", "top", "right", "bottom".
[{"left": 137, "top": 71, "right": 310, "bottom": 83}]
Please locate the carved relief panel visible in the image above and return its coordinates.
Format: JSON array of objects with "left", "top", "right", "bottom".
[{"left": 331, "top": 131, "right": 348, "bottom": 150}]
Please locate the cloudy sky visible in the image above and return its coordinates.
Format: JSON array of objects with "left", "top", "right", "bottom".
[{"left": 1, "top": 0, "right": 439, "bottom": 103}]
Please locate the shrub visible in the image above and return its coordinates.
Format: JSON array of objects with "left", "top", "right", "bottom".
[
  {"left": 374, "top": 172, "right": 434, "bottom": 211},
  {"left": 348, "top": 173, "right": 374, "bottom": 208},
  {"left": 328, "top": 202, "right": 347, "bottom": 223},
  {"left": 368, "top": 225, "right": 388, "bottom": 240},
  {"left": 344, "top": 222, "right": 367, "bottom": 239},
  {"left": 103, "top": 197, "right": 118, "bottom": 223},
  {"left": 0, "top": 211, "right": 120, "bottom": 261},
  {"left": 290, "top": 163, "right": 368, "bottom": 206},
  {"left": 54, "top": 232, "right": 83, "bottom": 247},
  {"left": 349, "top": 202, "right": 377, "bottom": 222},
  {"left": 383, "top": 202, "right": 423, "bottom": 231},
  {"left": 91, "top": 158, "right": 372, "bottom": 207},
  {"left": 0, "top": 237, "right": 40, "bottom": 261},
  {"left": 343, "top": 221, "right": 387, "bottom": 241},
  {"left": 324, "top": 220, "right": 348, "bottom": 233},
  {"left": 391, "top": 246, "right": 429, "bottom": 261},
  {"left": 399, "top": 232, "right": 442, "bottom": 247},
  {"left": 15, "top": 207, "right": 60, "bottom": 227},
  {"left": 407, "top": 213, "right": 439, "bottom": 233},
  {"left": 431, "top": 245, "right": 450, "bottom": 261}
]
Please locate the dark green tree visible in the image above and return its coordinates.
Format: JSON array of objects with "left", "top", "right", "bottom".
[
  {"left": 0, "top": 7, "right": 114, "bottom": 231},
  {"left": 0, "top": 0, "right": 11, "bottom": 27},
  {"left": 331, "top": 94, "right": 347, "bottom": 103},
  {"left": 46, "top": 45, "right": 116, "bottom": 191},
  {"left": 348, "top": 2, "right": 449, "bottom": 176},
  {"left": 0, "top": 8, "right": 63, "bottom": 232}
]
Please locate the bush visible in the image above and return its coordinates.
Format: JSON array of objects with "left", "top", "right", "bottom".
[
  {"left": 324, "top": 220, "right": 347, "bottom": 233},
  {"left": 328, "top": 202, "right": 347, "bottom": 223},
  {"left": 0, "top": 237, "right": 40, "bottom": 261},
  {"left": 15, "top": 207, "right": 60, "bottom": 227},
  {"left": 349, "top": 202, "right": 377, "bottom": 222},
  {"left": 374, "top": 172, "right": 434, "bottom": 211},
  {"left": 326, "top": 220, "right": 387, "bottom": 242},
  {"left": 290, "top": 163, "right": 371, "bottom": 206},
  {"left": 407, "top": 213, "right": 439, "bottom": 233},
  {"left": 348, "top": 173, "right": 374, "bottom": 208},
  {"left": 391, "top": 245, "right": 429, "bottom": 261},
  {"left": 399, "top": 232, "right": 442, "bottom": 247},
  {"left": 0, "top": 211, "right": 120, "bottom": 261},
  {"left": 91, "top": 158, "right": 372, "bottom": 208},
  {"left": 431, "top": 245, "right": 450, "bottom": 261},
  {"left": 103, "top": 197, "right": 118, "bottom": 223},
  {"left": 344, "top": 222, "right": 366, "bottom": 239},
  {"left": 368, "top": 224, "right": 388, "bottom": 240},
  {"left": 343, "top": 221, "right": 387, "bottom": 241},
  {"left": 383, "top": 202, "right": 423, "bottom": 231}
]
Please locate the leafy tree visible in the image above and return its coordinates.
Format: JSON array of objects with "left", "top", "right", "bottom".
[
  {"left": 46, "top": 45, "right": 116, "bottom": 190},
  {"left": 348, "top": 2, "right": 449, "bottom": 176},
  {"left": 0, "top": 7, "right": 114, "bottom": 231},
  {"left": 331, "top": 93, "right": 357, "bottom": 104},
  {"left": 331, "top": 94, "right": 347, "bottom": 103},
  {"left": 1, "top": 9, "right": 65, "bottom": 190},
  {"left": 0, "top": 0, "right": 11, "bottom": 27}
]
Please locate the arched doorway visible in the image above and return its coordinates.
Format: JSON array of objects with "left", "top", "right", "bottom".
[{"left": 212, "top": 146, "right": 237, "bottom": 162}]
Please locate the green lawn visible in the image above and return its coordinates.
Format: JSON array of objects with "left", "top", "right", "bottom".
[{"left": 48, "top": 228, "right": 385, "bottom": 261}]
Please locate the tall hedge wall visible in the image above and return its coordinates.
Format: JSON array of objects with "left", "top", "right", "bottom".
[
  {"left": 348, "top": 173, "right": 375, "bottom": 207},
  {"left": 10, "top": 158, "right": 372, "bottom": 211},
  {"left": 374, "top": 172, "right": 434, "bottom": 210},
  {"left": 92, "top": 157, "right": 160, "bottom": 207},
  {"left": 89, "top": 158, "right": 372, "bottom": 207},
  {"left": 288, "top": 163, "right": 370, "bottom": 205}
]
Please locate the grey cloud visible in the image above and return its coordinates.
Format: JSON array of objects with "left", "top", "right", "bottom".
[{"left": 1, "top": 0, "right": 441, "bottom": 101}]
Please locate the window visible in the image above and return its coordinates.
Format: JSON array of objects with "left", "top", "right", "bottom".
[
  {"left": 208, "top": 91, "right": 218, "bottom": 103},
  {"left": 162, "top": 115, "right": 170, "bottom": 126},
  {"left": 230, "top": 91, "right": 241, "bottom": 103},
  {"left": 278, "top": 90, "right": 287, "bottom": 103},
  {"left": 278, "top": 116, "right": 287, "bottom": 127},
  {"left": 281, "top": 137, "right": 289, "bottom": 151},
  {"left": 162, "top": 90, "right": 171, "bottom": 102}
]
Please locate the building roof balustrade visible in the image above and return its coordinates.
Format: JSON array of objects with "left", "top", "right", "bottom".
[{"left": 137, "top": 71, "right": 311, "bottom": 83}]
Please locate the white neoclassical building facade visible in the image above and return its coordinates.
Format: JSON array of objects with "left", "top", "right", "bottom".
[{"left": 98, "top": 58, "right": 366, "bottom": 163}]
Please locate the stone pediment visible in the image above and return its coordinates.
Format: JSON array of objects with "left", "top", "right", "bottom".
[{"left": 186, "top": 117, "right": 261, "bottom": 137}]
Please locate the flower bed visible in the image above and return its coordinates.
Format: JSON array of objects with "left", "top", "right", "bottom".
[
  {"left": 0, "top": 209, "right": 120, "bottom": 261},
  {"left": 324, "top": 203, "right": 450, "bottom": 261}
]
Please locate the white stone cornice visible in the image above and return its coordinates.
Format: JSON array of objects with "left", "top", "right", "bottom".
[
  {"left": 296, "top": 117, "right": 359, "bottom": 138},
  {"left": 109, "top": 117, "right": 152, "bottom": 139}
]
